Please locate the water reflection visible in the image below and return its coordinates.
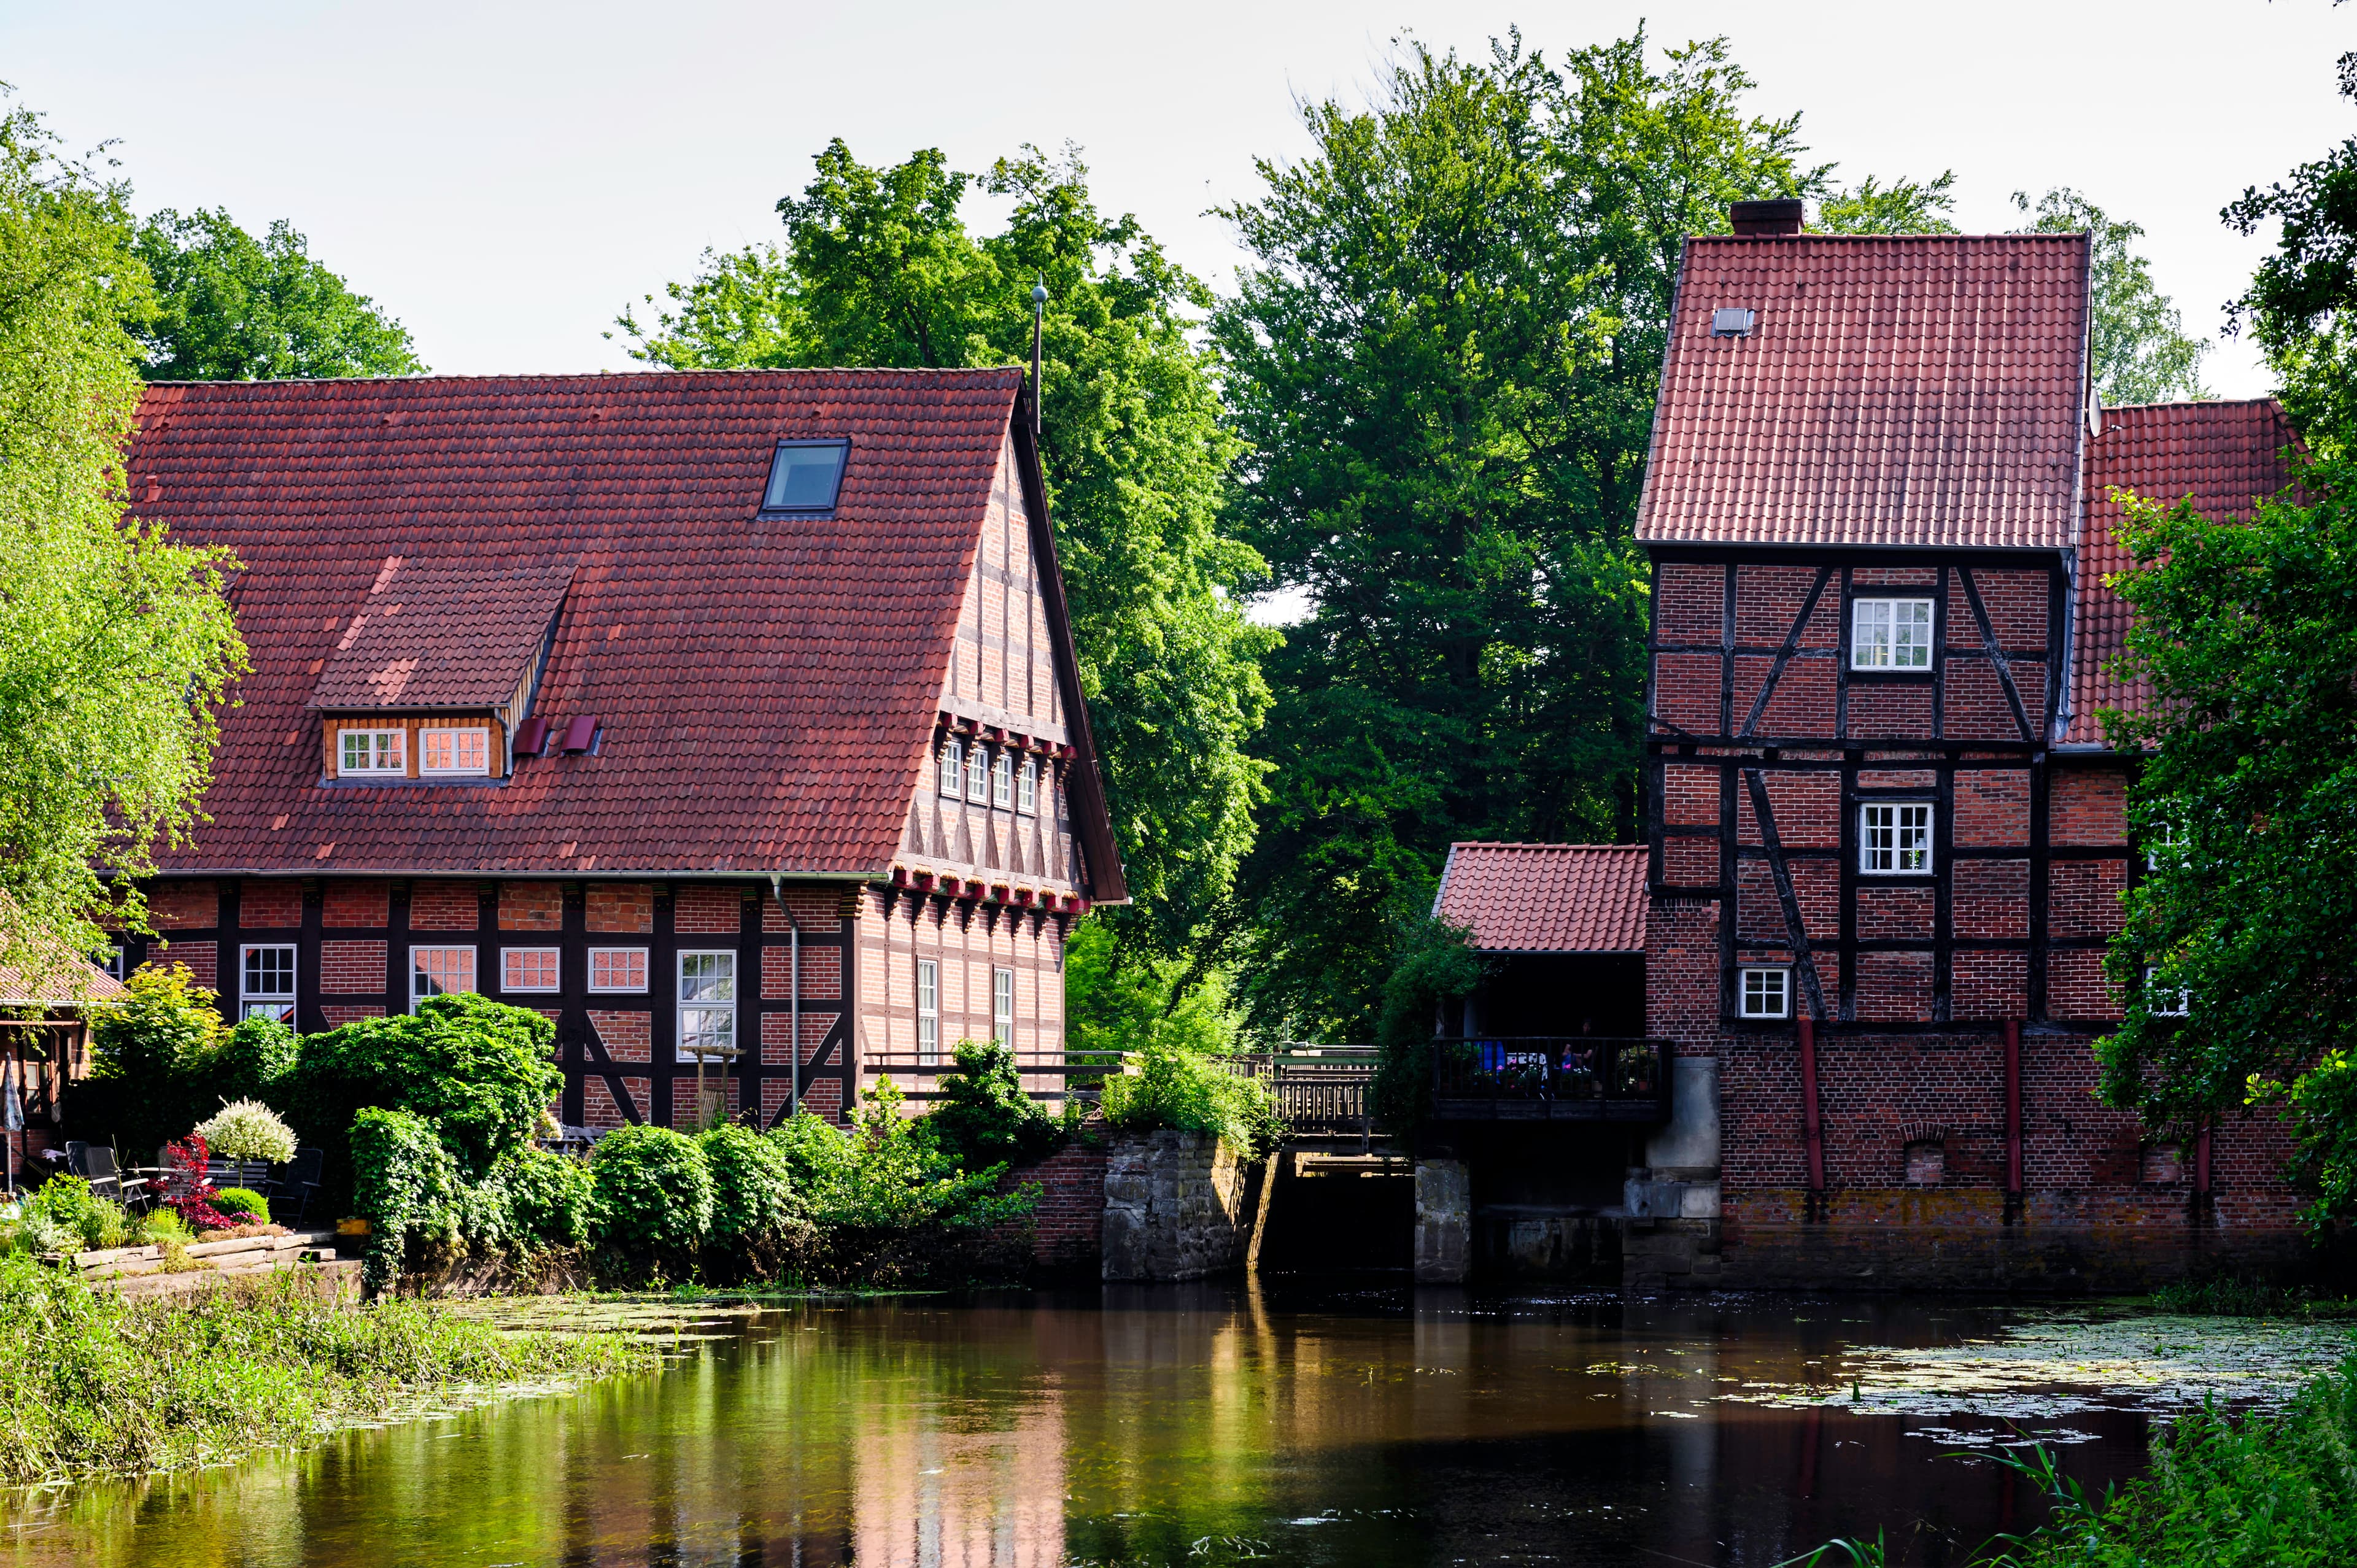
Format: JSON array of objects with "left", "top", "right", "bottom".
[{"left": 2, "top": 1285, "right": 2151, "bottom": 1567}]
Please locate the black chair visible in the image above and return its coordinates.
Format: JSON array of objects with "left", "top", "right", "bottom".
[
  {"left": 272, "top": 1148, "right": 323, "bottom": 1227},
  {"left": 68, "top": 1143, "right": 142, "bottom": 1212}
]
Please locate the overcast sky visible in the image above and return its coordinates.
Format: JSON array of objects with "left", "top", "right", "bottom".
[{"left": 6, "top": 1, "right": 2350, "bottom": 397}]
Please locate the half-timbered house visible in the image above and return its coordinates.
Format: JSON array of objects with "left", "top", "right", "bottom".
[
  {"left": 1618, "top": 199, "right": 2309, "bottom": 1286},
  {"left": 117, "top": 367, "right": 1124, "bottom": 1130}
]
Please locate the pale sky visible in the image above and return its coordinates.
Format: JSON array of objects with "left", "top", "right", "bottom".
[{"left": 6, "top": 1, "right": 2351, "bottom": 398}]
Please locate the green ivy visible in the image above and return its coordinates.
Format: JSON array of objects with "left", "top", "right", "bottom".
[
  {"left": 349, "top": 1106, "right": 461, "bottom": 1296},
  {"left": 697, "top": 1122, "right": 799, "bottom": 1280},
  {"left": 589, "top": 1126, "right": 713, "bottom": 1281}
]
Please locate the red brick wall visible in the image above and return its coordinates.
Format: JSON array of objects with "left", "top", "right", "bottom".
[
  {"left": 763, "top": 887, "right": 841, "bottom": 932},
  {"left": 153, "top": 940, "right": 217, "bottom": 990},
  {"left": 409, "top": 881, "right": 479, "bottom": 931},
  {"left": 1856, "top": 886, "right": 1933, "bottom": 942},
  {"left": 321, "top": 1004, "right": 384, "bottom": 1027},
  {"left": 759, "top": 1010, "right": 834, "bottom": 1066},
  {"left": 320, "top": 940, "right": 387, "bottom": 995},
  {"left": 238, "top": 881, "right": 301, "bottom": 929},
  {"left": 2049, "top": 860, "right": 2128, "bottom": 940},
  {"left": 498, "top": 882, "right": 562, "bottom": 931},
  {"left": 1663, "top": 836, "right": 1718, "bottom": 884},
  {"left": 995, "top": 1141, "right": 1107, "bottom": 1272},
  {"left": 2051, "top": 768, "right": 2127, "bottom": 845},
  {"left": 762, "top": 943, "right": 842, "bottom": 1000},
  {"left": 1854, "top": 952, "right": 1933, "bottom": 1020},
  {"left": 586, "top": 884, "right": 654, "bottom": 933},
  {"left": 1952, "top": 949, "right": 2028, "bottom": 1019},
  {"left": 1646, "top": 897, "right": 1721, "bottom": 1046},
  {"left": 584, "top": 1076, "right": 650, "bottom": 1129},
  {"left": 1954, "top": 860, "right": 2029, "bottom": 940},
  {"left": 2047, "top": 949, "right": 2121, "bottom": 1021},
  {"left": 1848, "top": 686, "right": 1932, "bottom": 738},
  {"left": 1954, "top": 770, "right": 2030, "bottom": 846},
  {"left": 1736, "top": 771, "right": 1838, "bottom": 846},
  {"left": 1654, "top": 653, "right": 1720, "bottom": 733},
  {"left": 587, "top": 1010, "right": 652, "bottom": 1063},
  {"left": 150, "top": 882, "right": 218, "bottom": 930},
  {"left": 1656, "top": 563, "right": 1720, "bottom": 643},
  {"left": 674, "top": 884, "right": 742, "bottom": 935},
  {"left": 323, "top": 881, "right": 388, "bottom": 929}
]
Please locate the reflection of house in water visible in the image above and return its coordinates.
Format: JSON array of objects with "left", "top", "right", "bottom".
[{"left": 853, "top": 1387, "right": 1066, "bottom": 1568}]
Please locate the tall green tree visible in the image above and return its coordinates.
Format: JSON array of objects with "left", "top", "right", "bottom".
[
  {"left": 616, "top": 143, "right": 1273, "bottom": 972},
  {"left": 133, "top": 207, "right": 423, "bottom": 380},
  {"left": 2013, "top": 187, "right": 2210, "bottom": 404},
  {"left": 1213, "top": 31, "right": 1954, "bottom": 1039},
  {"left": 0, "top": 96, "right": 246, "bottom": 970}
]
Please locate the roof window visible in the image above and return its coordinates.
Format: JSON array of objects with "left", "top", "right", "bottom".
[
  {"left": 1711, "top": 307, "right": 1757, "bottom": 338},
  {"left": 761, "top": 440, "right": 850, "bottom": 514}
]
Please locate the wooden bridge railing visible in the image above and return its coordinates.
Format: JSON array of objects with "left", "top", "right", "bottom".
[{"left": 1213, "top": 1046, "right": 1378, "bottom": 1135}]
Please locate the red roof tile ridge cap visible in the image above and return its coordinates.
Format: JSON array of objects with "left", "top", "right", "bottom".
[
  {"left": 2097, "top": 396, "right": 2282, "bottom": 414},
  {"left": 137, "top": 365, "right": 1024, "bottom": 389},
  {"left": 1684, "top": 231, "right": 2092, "bottom": 246},
  {"left": 1448, "top": 841, "right": 1644, "bottom": 852}
]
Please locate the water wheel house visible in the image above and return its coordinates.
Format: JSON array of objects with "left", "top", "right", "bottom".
[
  {"left": 1466, "top": 200, "right": 2310, "bottom": 1289},
  {"left": 116, "top": 369, "right": 1125, "bottom": 1132}
]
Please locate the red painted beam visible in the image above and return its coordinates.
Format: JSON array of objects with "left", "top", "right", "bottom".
[
  {"left": 2004, "top": 1019, "right": 2023, "bottom": 1197},
  {"left": 1798, "top": 1015, "right": 1825, "bottom": 1192}
]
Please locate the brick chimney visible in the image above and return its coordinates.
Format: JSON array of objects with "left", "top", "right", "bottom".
[{"left": 1729, "top": 198, "right": 1805, "bottom": 237}]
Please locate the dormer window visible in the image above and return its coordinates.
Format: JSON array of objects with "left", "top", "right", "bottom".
[
  {"left": 419, "top": 727, "right": 490, "bottom": 776},
  {"left": 1018, "top": 757, "right": 1037, "bottom": 814},
  {"left": 939, "top": 739, "right": 963, "bottom": 796},
  {"left": 340, "top": 729, "right": 404, "bottom": 774},
  {"left": 761, "top": 440, "right": 850, "bottom": 514},
  {"left": 992, "top": 751, "right": 1013, "bottom": 808},
  {"left": 966, "top": 744, "right": 990, "bottom": 803}
]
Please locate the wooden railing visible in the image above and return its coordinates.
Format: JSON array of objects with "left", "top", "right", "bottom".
[
  {"left": 1215, "top": 1046, "right": 1377, "bottom": 1134},
  {"left": 856, "top": 1052, "right": 1122, "bottom": 1103},
  {"left": 1430, "top": 1037, "right": 1670, "bottom": 1122}
]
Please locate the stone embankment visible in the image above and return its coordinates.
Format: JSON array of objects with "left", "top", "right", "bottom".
[
  {"left": 50, "top": 1230, "right": 358, "bottom": 1299},
  {"left": 1101, "top": 1130, "right": 1261, "bottom": 1281}
]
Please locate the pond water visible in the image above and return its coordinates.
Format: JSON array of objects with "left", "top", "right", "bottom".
[{"left": 0, "top": 1284, "right": 2226, "bottom": 1567}]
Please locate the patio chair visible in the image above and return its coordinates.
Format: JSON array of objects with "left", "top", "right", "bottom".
[
  {"left": 273, "top": 1148, "right": 323, "bottom": 1227},
  {"left": 67, "top": 1143, "right": 142, "bottom": 1211}
]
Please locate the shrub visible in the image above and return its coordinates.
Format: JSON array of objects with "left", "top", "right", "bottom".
[
  {"left": 61, "top": 964, "right": 226, "bottom": 1158},
  {"left": 349, "top": 1108, "right": 462, "bottom": 1295},
  {"left": 21, "top": 1176, "right": 128, "bottom": 1252},
  {"left": 589, "top": 1126, "right": 711, "bottom": 1280},
  {"left": 1101, "top": 1043, "right": 1284, "bottom": 1157},
  {"left": 158, "top": 1137, "right": 234, "bottom": 1234},
  {"left": 192, "top": 1097, "right": 298, "bottom": 1164},
  {"left": 926, "top": 1038, "right": 1063, "bottom": 1172},
  {"left": 1371, "top": 913, "right": 1483, "bottom": 1129},
  {"left": 211, "top": 1187, "right": 270, "bottom": 1226},
  {"left": 489, "top": 1145, "right": 594, "bottom": 1254},
  {"left": 135, "top": 1205, "right": 190, "bottom": 1243},
  {"left": 698, "top": 1122, "right": 799, "bottom": 1279}
]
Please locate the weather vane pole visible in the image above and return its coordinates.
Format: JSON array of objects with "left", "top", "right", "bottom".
[{"left": 1030, "top": 276, "right": 1047, "bottom": 439}]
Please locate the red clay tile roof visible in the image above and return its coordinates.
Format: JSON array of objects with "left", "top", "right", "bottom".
[
  {"left": 308, "top": 559, "right": 573, "bottom": 710},
  {"left": 2062, "top": 398, "right": 2301, "bottom": 746},
  {"left": 1432, "top": 843, "right": 1648, "bottom": 953},
  {"left": 1636, "top": 234, "right": 2092, "bottom": 550},
  {"left": 125, "top": 368, "right": 1124, "bottom": 891}
]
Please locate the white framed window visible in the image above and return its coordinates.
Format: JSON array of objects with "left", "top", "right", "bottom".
[
  {"left": 1738, "top": 965, "right": 1791, "bottom": 1019},
  {"left": 409, "top": 946, "right": 476, "bottom": 1011},
  {"left": 966, "top": 744, "right": 991, "bottom": 803},
  {"left": 241, "top": 943, "right": 296, "bottom": 1022},
  {"left": 992, "top": 966, "right": 1014, "bottom": 1046},
  {"left": 939, "top": 740, "right": 963, "bottom": 797},
  {"left": 1851, "top": 598, "right": 1934, "bottom": 671},
  {"left": 992, "top": 751, "right": 1013, "bottom": 808},
  {"left": 1018, "top": 757, "right": 1038, "bottom": 814},
  {"left": 419, "top": 726, "right": 490, "bottom": 776},
  {"left": 2146, "top": 821, "right": 2177, "bottom": 871},
  {"left": 99, "top": 947, "right": 125, "bottom": 981},
  {"left": 501, "top": 947, "right": 560, "bottom": 993},
  {"left": 677, "top": 950, "right": 736, "bottom": 1063},
  {"left": 1860, "top": 802, "right": 1933, "bottom": 875},
  {"left": 2146, "top": 966, "right": 2189, "bottom": 1017},
  {"left": 916, "top": 959, "right": 939, "bottom": 1064},
  {"left": 339, "top": 728, "right": 404, "bottom": 774},
  {"left": 589, "top": 947, "right": 648, "bottom": 993}
]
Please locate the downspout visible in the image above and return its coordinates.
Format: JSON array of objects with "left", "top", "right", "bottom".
[
  {"left": 1798, "top": 1015, "right": 1825, "bottom": 1194},
  {"left": 771, "top": 875, "right": 799, "bottom": 1118},
  {"left": 2003, "top": 1019, "right": 2024, "bottom": 1221}
]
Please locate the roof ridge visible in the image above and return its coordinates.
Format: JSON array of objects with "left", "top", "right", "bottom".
[{"left": 141, "top": 365, "right": 1027, "bottom": 390}]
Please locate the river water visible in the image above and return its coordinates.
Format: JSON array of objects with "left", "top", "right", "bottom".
[{"left": 6, "top": 1285, "right": 2169, "bottom": 1567}]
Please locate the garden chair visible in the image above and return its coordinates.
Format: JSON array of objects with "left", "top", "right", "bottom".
[
  {"left": 272, "top": 1148, "right": 323, "bottom": 1227},
  {"left": 66, "top": 1143, "right": 142, "bottom": 1212}
]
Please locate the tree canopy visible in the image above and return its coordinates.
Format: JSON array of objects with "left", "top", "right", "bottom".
[
  {"left": 616, "top": 142, "right": 1273, "bottom": 971},
  {"left": 133, "top": 206, "right": 424, "bottom": 380},
  {"left": 0, "top": 97, "right": 245, "bottom": 968},
  {"left": 2013, "top": 187, "right": 2210, "bottom": 404},
  {"left": 1212, "top": 31, "right": 1956, "bottom": 1039}
]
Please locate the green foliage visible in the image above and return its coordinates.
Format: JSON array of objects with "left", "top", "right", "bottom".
[
  {"left": 131, "top": 206, "right": 423, "bottom": 380},
  {"left": 0, "top": 94, "right": 247, "bottom": 966},
  {"left": 21, "top": 1175, "right": 129, "bottom": 1252},
  {"left": 209, "top": 1187, "right": 269, "bottom": 1226},
  {"left": 487, "top": 1145, "right": 594, "bottom": 1254},
  {"left": 617, "top": 141, "right": 1273, "bottom": 971},
  {"left": 697, "top": 1122, "right": 802, "bottom": 1280},
  {"left": 1815, "top": 172, "right": 1956, "bottom": 235},
  {"left": 1215, "top": 30, "right": 1949, "bottom": 1039},
  {"left": 1370, "top": 914, "right": 1485, "bottom": 1127},
  {"left": 2094, "top": 471, "right": 2357, "bottom": 1224},
  {"left": 286, "top": 993, "right": 563, "bottom": 1208},
  {"left": 2148, "top": 1274, "right": 2357, "bottom": 1319},
  {"left": 212, "top": 1013, "right": 300, "bottom": 1105},
  {"left": 588, "top": 1126, "right": 713, "bottom": 1280},
  {"left": 0, "top": 1253, "right": 646, "bottom": 1483},
  {"left": 1064, "top": 914, "right": 1243, "bottom": 1064},
  {"left": 192, "top": 1097, "right": 296, "bottom": 1164},
  {"left": 2013, "top": 187, "right": 2210, "bottom": 404},
  {"left": 1100, "top": 1045, "right": 1283, "bottom": 1158},
  {"left": 924, "top": 1038, "right": 1064, "bottom": 1173},
  {"left": 349, "top": 1107, "right": 462, "bottom": 1296},
  {"left": 1992, "top": 1358, "right": 2357, "bottom": 1566},
  {"left": 66, "top": 964, "right": 228, "bottom": 1158}
]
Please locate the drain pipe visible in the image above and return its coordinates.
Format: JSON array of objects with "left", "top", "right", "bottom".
[
  {"left": 770, "top": 875, "right": 799, "bottom": 1118},
  {"left": 2003, "top": 1019, "right": 2024, "bottom": 1203},
  {"left": 1798, "top": 1014, "right": 1825, "bottom": 1192}
]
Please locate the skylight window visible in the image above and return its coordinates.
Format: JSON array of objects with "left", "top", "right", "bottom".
[{"left": 761, "top": 440, "right": 850, "bottom": 513}]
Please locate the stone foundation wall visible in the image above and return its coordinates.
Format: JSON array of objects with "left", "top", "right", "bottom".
[{"left": 1101, "top": 1130, "right": 1257, "bottom": 1281}]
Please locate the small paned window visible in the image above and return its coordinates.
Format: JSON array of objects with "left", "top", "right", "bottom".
[
  {"left": 501, "top": 948, "right": 560, "bottom": 993},
  {"left": 340, "top": 728, "right": 404, "bottom": 774},
  {"left": 1018, "top": 757, "right": 1038, "bottom": 814},
  {"left": 2146, "top": 966, "right": 2189, "bottom": 1018},
  {"left": 419, "top": 727, "right": 490, "bottom": 776},
  {"left": 992, "top": 752, "right": 1013, "bottom": 808},
  {"left": 241, "top": 943, "right": 296, "bottom": 1022},
  {"left": 1739, "top": 965, "right": 1790, "bottom": 1019},
  {"left": 1851, "top": 598, "right": 1934, "bottom": 670},
  {"left": 589, "top": 947, "right": 648, "bottom": 994},
  {"left": 761, "top": 439, "right": 850, "bottom": 513},
  {"left": 678, "top": 951, "right": 737, "bottom": 1064},
  {"left": 916, "top": 959, "right": 940, "bottom": 1065},
  {"left": 99, "top": 948, "right": 125, "bottom": 981},
  {"left": 967, "top": 744, "right": 991, "bottom": 803},
  {"left": 2146, "top": 821, "right": 2177, "bottom": 872},
  {"left": 410, "top": 946, "right": 476, "bottom": 1012},
  {"left": 993, "top": 967, "right": 1015, "bottom": 1046},
  {"left": 1860, "top": 802, "right": 1932, "bottom": 875},
  {"left": 939, "top": 740, "right": 963, "bottom": 797}
]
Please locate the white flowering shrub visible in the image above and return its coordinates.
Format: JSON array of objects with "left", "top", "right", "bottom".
[{"left": 193, "top": 1099, "right": 298, "bottom": 1164}]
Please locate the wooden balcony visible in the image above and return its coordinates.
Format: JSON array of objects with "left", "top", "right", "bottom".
[{"left": 1429, "top": 1037, "right": 1670, "bottom": 1123}]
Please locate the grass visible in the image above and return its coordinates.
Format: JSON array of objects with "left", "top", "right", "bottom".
[
  {"left": 0, "top": 1252, "right": 655, "bottom": 1485},
  {"left": 2146, "top": 1275, "right": 2357, "bottom": 1319}
]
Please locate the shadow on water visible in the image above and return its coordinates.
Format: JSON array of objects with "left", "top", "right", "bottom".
[{"left": 0, "top": 1283, "right": 2154, "bottom": 1567}]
